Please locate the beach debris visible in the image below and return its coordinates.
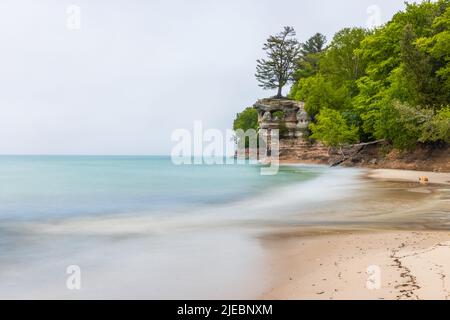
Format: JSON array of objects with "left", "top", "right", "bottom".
[{"left": 419, "top": 176, "right": 429, "bottom": 184}]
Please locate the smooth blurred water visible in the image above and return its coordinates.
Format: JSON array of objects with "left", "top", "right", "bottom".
[
  {"left": 0, "top": 156, "right": 321, "bottom": 221},
  {"left": 0, "top": 156, "right": 330, "bottom": 299},
  {"left": 0, "top": 156, "right": 447, "bottom": 299}
]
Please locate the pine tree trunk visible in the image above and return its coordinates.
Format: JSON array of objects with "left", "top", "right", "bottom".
[{"left": 276, "top": 86, "right": 283, "bottom": 99}]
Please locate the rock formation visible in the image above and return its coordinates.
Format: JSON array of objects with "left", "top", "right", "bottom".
[{"left": 253, "top": 98, "right": 329, "bottom": 162}]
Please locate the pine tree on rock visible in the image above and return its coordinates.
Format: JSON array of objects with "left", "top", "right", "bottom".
[{"left": 256, "top": 26, "right": 301, "bottom": 99}]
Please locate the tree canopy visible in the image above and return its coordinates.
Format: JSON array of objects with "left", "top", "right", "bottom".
[
  {"left": 309, "top": 108, "right": 359, "bottom": 149},
  {"left": 291, "top": 0, "right": 450, "bottom": 149},
  {"left": 233, "top": 107, "right": 259, "bottom": 148},
  {"left": 256, "top": 26, "right": 301, "bottom": 98},
  {"left": 233, "top": 107, "right": 259, "bottom": 133},
  {"left": 293, "top": 33, "right": 327, "bottom": 81},
  {"left": 237, "top": 1, "right": 450, "bottom": 150}
]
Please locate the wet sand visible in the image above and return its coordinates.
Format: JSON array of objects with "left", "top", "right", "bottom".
[
  {"left": 368, "top": 169, "right": 450, "bottom": 185},
  {"left": 261, "top": 169, "right": 450, "bottom": 300},
  {"left": 261, "top": 230, "right": 450, "bottom": 300},
  {"left": 2, "top": 165, "right": 448, "bottom": 299}
]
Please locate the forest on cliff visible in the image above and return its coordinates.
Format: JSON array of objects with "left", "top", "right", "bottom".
[{"left": 234, "top": 0, "right": 450, "bottom": 151}]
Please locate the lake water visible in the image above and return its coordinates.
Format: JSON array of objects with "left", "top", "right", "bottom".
[{"left": 0, "top": 156, "right": 447, "bottom": 298}]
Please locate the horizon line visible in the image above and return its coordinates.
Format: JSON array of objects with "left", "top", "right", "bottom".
[{"left": 0, "top": 154, "right": 171, "bottom": 157}]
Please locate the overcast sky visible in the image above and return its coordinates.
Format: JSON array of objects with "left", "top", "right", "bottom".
[{"left": 0, "top": 0, "right": 418, "bottom": 155}]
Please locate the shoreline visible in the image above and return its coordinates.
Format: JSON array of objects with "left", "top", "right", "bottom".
[
  {"left": 260, "top": 229, "right": 450, "bottom": 300},
  {"left": 280, "top": 159, "right": 450, "bottom": 175},
  {"left": 366, "top": 168, "right": 450, "bottom": 186},
  {"left": 281, "top": 160, "right": 450, "bottom": 185},
  {"left": 279, "top": 143, "right": 450, "bottom": 173},
  {"left": 261, "top": 166, "right": 450, "bottom": 300}
]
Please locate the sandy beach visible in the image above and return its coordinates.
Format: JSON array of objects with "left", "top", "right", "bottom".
[
  {"left": 2, "top": 160, "right": 449, "bottom": 299},
  {"left": 368, "top": 169, "right": 450, "bottom": 186},
  {"left": 261, "top": 168, "right": 450, "bottom": 300}
]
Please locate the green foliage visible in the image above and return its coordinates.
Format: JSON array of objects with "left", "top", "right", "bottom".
[
  {"left": 256, "top": 26, "right": 301, "bottom": 98},
  {"left": 309, "top": 108, "right": 359, "bottom": 148},
  {"left": 300, "top": 33, "right": 327, "bottom": 56},
  {"left": 400, "top": 24, "right": 440, "bottom": 106},
  {"left": 371, "top": 102, "right": 450, "bottom": 150},
  {"left": 421, "top": 106, "right": 450, "bottom": 142},
  {"left": 272, "top": 111, "right": 289, "bottom": 136},
  {"left": 233, "top": 107, "right": 259, "bottom": 132},
  {"left": 237, "top": 1, "right": 450, "bottom": 150},
  {"left": 416, "top": 5, "right": 450, "bottom": 99},
  {"left": 372, "top": 102, "right": 427, "bottom": 150},
  {"left": 292, "top": 33, "right": 327, "bottom": 82},
  {"left": 293, "top": 75, "right": 351, "bottom": 117},
  {"left": 292, "top": 52, "right": 322, "bottom": 82},
  {"left": 289, "top": 0, "right": 450, "bottom": 150},
  {"left": 291, "top": 28, "right": 368, "bottom": 117},
  {"left": 233, "top": 107, "right": 259, "bottom": 149},
  {"left": 319, "top": 28, "right": 369, "bottom": 91}
]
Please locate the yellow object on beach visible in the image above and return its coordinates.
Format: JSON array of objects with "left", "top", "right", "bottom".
[{"left": 419, "top": 176, "right": 429, "bottom": 184}]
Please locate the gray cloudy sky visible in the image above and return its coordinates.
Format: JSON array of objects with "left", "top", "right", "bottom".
[{"left": 0, "top": 0, "right": 416, "bottom": 155}]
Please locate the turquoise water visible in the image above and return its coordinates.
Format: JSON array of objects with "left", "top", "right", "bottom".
[
  {"left": 1, "top": 156, "right": 446, "bottom": 298},
  {"left": 0, "top": 156, "right": 338, "bottom": 299},
  {"left": 0, "top": 156, "right": 320, "bottom": 221}
]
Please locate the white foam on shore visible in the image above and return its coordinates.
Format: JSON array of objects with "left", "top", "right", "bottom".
[
  {"left": 2, "top": 166, "right": 447, "bottom": 299},
  {"left": 0, "top": 166, "right": 367, "bottom": 299},
  {"left": 18, "top": 166, "right": 365, "bottom": 236}
]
